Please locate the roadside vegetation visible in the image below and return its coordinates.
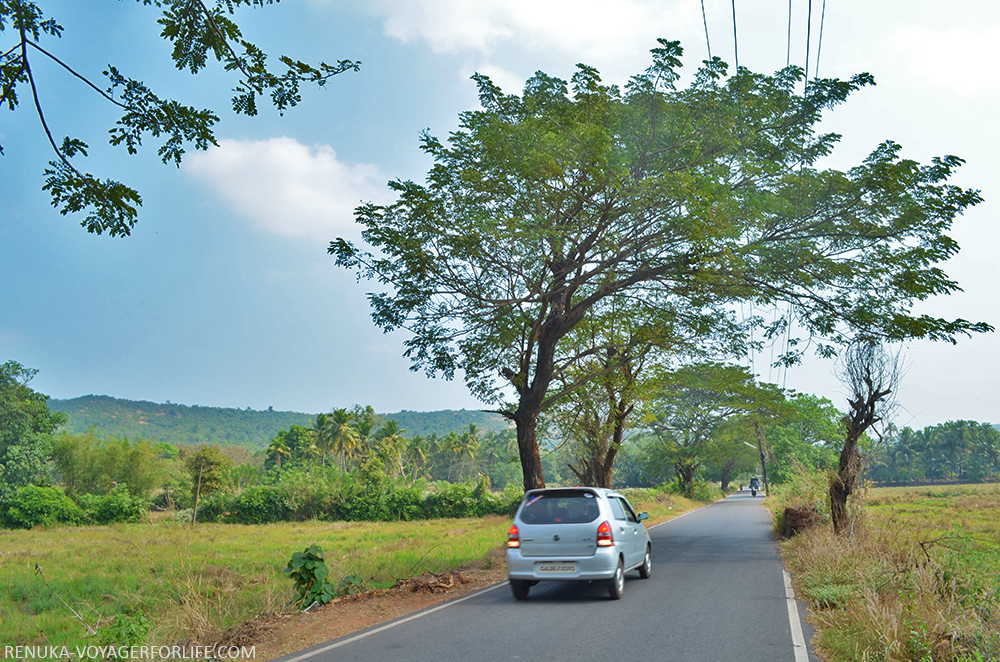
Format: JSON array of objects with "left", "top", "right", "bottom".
[{"left": 774, "top": 476, "right": 1000, "bottom": 662}]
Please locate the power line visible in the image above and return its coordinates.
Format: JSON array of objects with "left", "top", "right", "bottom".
[
  {"left": 701, "top": 0, "right": 712, "bottom": 60},
  {"left": 786, "top": 0, "right": 793, "bottom": 67},
  {"left": 731, "top": 0, "right": 740, "bottom": 71},
  {"left": 804, "top": 0, "right": 813, "bottom": 87},
  {"left": 815, "top": 0, "right": 827, "bottom": 78}
]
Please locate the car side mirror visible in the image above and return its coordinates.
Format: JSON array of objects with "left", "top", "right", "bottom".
[{"left": 638, "top": 512, "right": 648, "bottom": 521}]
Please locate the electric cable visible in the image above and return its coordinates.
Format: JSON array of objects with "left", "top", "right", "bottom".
[
  {"left": 701, "top": 0, "right": 712, "bottom": 60},
  {"left": 815, "top": 0, "right": 827, "bottom": 78},
  {"left": 804, "top": 0, "right": 813, "bottom": 88},
  {"left": 731, "top": 0, "right": 739, "bottom": 71},
  {"left": 786, "top": 0, "right": 793, "bottom": 67}
]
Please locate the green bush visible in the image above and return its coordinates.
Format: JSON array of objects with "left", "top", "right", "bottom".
[
  {"left": 2, "top": 485, "right": 85, "bottom": 529},
  {"left": 335, "top": 481, "right": 390, "bottom": 521},
  {"left": 226, "top": 486, "right": 289, "bottom": 524},
  {"left": 277, "top": 468, "right": 339, "bottom": 520},
  {"left": 383, "top": 485, "right": 423, "bottom": 521},
  {"left": 422, "top": 482, "right": 474, "bottom": 518},
  {"left": 192, "top": 491, "right": 229, "bottom": 523},
  {"left": 79, "top": 484, "right": 150, "bottom": 524}
]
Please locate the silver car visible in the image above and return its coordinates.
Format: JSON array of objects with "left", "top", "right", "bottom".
[{"left": 506, "top": 487, "right": 652, "bottom": 600}]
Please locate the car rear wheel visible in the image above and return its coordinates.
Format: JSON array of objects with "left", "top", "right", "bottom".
[
  {"left": 639, "top": 545, "right": 652, "bottom": 579},
  {"left": 510, "top": 579, "right": 531, "bottom": 600},
  {"left": 607, "top": 558, "right": 625, "bottom": 600}
]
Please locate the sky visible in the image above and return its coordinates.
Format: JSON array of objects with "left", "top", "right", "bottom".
[{"left": 2, "top": 0, "right": 999, "bottom": 428}]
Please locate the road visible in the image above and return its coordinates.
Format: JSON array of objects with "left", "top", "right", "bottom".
[{"left": 275, "top": 493, "right": 820, "bottom": 662}]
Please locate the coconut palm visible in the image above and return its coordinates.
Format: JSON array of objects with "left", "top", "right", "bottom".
[
  {"left": 266, "top": 436, "right": 291, "bottom": 472},
  {"left": 325, "top": 408, "right": 359, "bottom": 472}
]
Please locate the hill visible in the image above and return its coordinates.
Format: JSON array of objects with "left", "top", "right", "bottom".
[{"left": 48, "top": 396, "right": 509, "bottom": 450}]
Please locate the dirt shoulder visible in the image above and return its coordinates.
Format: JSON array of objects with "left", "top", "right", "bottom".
[{"left": 218, "top": 548, "right": 509, "bottom": 661}]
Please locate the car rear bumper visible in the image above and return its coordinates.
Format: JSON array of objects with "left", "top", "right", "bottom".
[{"left": 506, "top": 547, "right": 621, "bottom": 581}]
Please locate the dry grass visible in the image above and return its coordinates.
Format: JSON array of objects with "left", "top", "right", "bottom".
[{"left": 777, "top": 480, "right": 1000, "bottom": 662}]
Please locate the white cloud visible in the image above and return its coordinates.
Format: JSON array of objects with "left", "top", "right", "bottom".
[
  {"left": 368, "top": 0, "right": 700, "bottom": 70},
  {"left": 888, "top": 24, "right": 1000, "bottom": 96},
  {"left": 184, "top": 137, "right": 391, "bottom": 240}
]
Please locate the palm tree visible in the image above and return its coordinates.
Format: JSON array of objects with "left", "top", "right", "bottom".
[
  {"left": 312, "top": 413, "right": 332, "bottom": 465},
  {"left": 458, "top": 424, "right": 480, "bottom": 481},
  {"left": 406, "top": 435, "right": 430, "bottom": 484},
  {"left": 267, "top": 437, "right": 291, "bottom": 472},
  {"left": 375, "top": 419, "right": 407, "bottom": 477},
  {"left": 327, "top": 408, "right": 359, "bottom": 472}
]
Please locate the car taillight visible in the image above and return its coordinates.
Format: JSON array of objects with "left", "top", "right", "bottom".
[
  {"left": 596, "top": 520, "right": 613, "bottom": 547},
  {"left": 507, "top": 524, "right": 520, "bottom": 548}
]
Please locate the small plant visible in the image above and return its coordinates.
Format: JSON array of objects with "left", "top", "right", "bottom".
[
  {"left": 285, "top": 545, "right": 336, "bottom": 609},
  {"left": 335, "top": 574, "right": 366, "bottom": 597},
  {"left": 97, "top": 610, "right": 151, "bottom": 648}
]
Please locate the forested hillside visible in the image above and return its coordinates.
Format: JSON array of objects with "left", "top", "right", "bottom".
[{"left": 49, "top": 396, "right": 509, "bottom": 449}]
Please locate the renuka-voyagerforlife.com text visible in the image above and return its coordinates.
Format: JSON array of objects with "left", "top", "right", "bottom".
[{"left": 4, "top": 645, "right": 256, "bottom": 660}]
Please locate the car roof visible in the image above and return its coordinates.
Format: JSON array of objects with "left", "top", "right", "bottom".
[{"left": 523, "top": 487, "right": 623, "bottom": 498}]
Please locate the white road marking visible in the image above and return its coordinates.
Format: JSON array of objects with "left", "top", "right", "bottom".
[
  {"left": 784, "top": 569, "right": 810, "bottom": 662},
  {"left": 277, "top": 581, "right": 508, "bottom": 662}
]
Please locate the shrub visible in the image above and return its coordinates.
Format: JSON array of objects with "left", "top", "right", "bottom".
[
  {"left": 192, "top": 491, "right": 229, "bottom": 523},
  {"left": 79, "top": 484, "right": 150, "bottom": 524},
  {"left": 285, "top": 545, "right": 335, "bottom": 609},
  {"left": 384, "top": 486, "right": 423, "bottom": 521},
  {"left": 422, "top": 482, "right": 481, "bottom": 518},
  {"left": 2, "top": 485, "right": 85, "bottom": 529},
  {"left": 96, "top": 610, "right": 151, "bottom": 648},
  {"left": 226, "top": 486, "right": 289, "bottom": 524}
]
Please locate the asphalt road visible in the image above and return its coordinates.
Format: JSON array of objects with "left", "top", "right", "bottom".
[{"left": 276, "top": 493, "right": 820, "bottom": 662}]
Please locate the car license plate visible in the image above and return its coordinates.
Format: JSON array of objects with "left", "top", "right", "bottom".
[{"left": 537, "top": 562, "right": 577, "bottom": 574}]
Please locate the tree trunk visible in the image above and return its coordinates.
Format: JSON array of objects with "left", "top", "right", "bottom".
[
  {"left": 675, "top": 462, "right": 697, "bottom": 497},
  {"left": 514, "top": 412, "right": 546, "bottom": 491},
  {"left": 830, "top": 427, "right": 862, "bottom": 534}
]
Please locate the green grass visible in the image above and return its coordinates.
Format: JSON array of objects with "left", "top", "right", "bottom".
[
  {"left": 779, "top": 481, "right": 1000, "bottom": 662},
  {"left": 0, "top": 517, "right": 511, "bottom": 649}
]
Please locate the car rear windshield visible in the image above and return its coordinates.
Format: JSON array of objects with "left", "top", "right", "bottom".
[{"left": 519, "top": 490, "right": 601, "bottom": 524}]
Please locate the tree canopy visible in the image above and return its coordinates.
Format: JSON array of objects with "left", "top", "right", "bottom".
[
  {"left": 0, "top": 360, "right": 66, "bottom": 501},
  {"left": 1, "top": 0, "right": 358, "bottom": 236},
  {"left": 332, "top": 39, "right": 990, "bottom": 490}
]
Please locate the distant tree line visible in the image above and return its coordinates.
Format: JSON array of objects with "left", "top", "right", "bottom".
[{"left": 867, "top": 421, "right": 1000, "bottom": 484}]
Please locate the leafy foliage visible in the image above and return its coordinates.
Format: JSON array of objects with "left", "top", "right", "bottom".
[
  {"left": 77, "top": 484, "right": 150, "bottom": 524},
  {"left": 333, "top": 39, "right": 989, "bottom": 490},
  {"left": 0, "top": 360, "right": 66, "bottom": 501},
  {"left": 285, "top": 545, "right": 335, "bottom": 609},
  {"left": 2, "top": 484, "right": 84, "bottom": 529},
  {"left": 1, "top": 0, "right": 359, "bottom": 235},
  {"left": 185, "top": 445, "right": 231, "bottom": 501}
]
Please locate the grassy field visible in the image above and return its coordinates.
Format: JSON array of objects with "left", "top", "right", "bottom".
[
  {"left": 778, "top": 481, "right": 1000, "bottom": 662},
  {"left": 0, "top": 488, "right": 705, "bottom": 651}
]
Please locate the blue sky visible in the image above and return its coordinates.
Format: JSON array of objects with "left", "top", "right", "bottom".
[{"left": 2, "top": 0, "right": 999, "bottom": 427}]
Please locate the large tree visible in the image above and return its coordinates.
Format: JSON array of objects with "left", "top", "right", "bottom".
[
  {"left": 1, "top": 0, "right": 358, "bottom": 236},
  {"left": 0, "top": 360, "right": 66, "bottom": 501},
  {"left": 332, "top": 40, "right": 990, "bottom": 491}
]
